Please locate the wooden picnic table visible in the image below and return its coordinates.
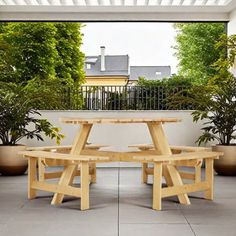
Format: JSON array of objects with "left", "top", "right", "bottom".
[
  {"left": 53, "top": 116, "right": 191, "bottom": 208},
  {"left": 21, "top": 117, "right": 221, "bottom": 211}
]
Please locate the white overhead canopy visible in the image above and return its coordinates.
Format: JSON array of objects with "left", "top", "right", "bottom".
[{"left": 0, "top": 0, "right": 236, "bottom": 21}]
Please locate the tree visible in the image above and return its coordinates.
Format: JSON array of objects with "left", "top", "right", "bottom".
[
  {"left": 174, "top": 23, "right": 226, "bottom": 84},
  {"left": 54, "top": 23, "right": 85, "bottom": 85},
  {"left": 0, "top": 23, "right": 58, "bottom": 83},
  {"left": 0, "top": 22, "right": 85, "bottom": 85}
]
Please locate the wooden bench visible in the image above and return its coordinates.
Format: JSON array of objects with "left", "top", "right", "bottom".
[
  {"left": 129, "top": 144, "right": 210, "bottom": 184},
  {"left": 134, "top": 151, "right": 222, "bottom": 210},
  {"left": 21, "top": 150, "right": 109, "bottom": 210},
  {"left": 27, "top": 144, "right": 108, "bottom": 182}
]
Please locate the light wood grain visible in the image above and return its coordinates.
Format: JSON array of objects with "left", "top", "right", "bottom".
[
  {"left": 60, "top": 117, "right": 181, "bottom": 124},
  {"left": 153, "top": 162, "right": 162, "bottom": 210},
  {"left": 147, "top": 122, "right": 190, "bottom": 206},
  {"left": 28, "top": 157, "right": 37, "bottom": 199},
  {"left": 134, "top": 151, "right": 221, "bottom": 162}
]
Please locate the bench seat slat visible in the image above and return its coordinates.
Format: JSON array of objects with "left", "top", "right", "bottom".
[
  {"left": 134, "top": 151, "right": 222, "bottom": 162},
  {"left": 20, "top": 151, "right": 109, "bottom": 162}
]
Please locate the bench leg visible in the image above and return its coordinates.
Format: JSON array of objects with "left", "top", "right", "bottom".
[
  {"left": 205, "top": 158, "right": 214, "bottom": 200},
  {"left": 28, "top": 157, "right": 37, "bottom": 199},
  {"left": 90, "top": 163, "right": 97, "bottom": 184},
  {"left": 195, "top": 165, "right": 201, "bottom": 183},
  {"left": 81, "top": 162, "right": 90, "bottom": 210},
  {"left": 153, "top": 162, "right": 162, "bottom": 210},
  {"left": 38, "top": 158, "right": 45, "bottom": 181},
  {"left": 51, "top": 164, "right": 77, "bottom": 205},
  {"left": 142, "top": 163, "right": 148, "bottom": 184},
  {"left": 166, "top": 165, "right": 191, "bottom": 205}
]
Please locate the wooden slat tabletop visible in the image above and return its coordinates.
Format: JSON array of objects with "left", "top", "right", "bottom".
[{"left": 60, "top": 117, "right": 181, "bottom": 124}]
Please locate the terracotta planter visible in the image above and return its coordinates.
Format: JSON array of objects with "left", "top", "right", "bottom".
[
  {"left": 212, "top": 145, "right": 236, "bottom": 176},
  {"left": 0, "top": 145, "right": 27, "bottom": 176}
]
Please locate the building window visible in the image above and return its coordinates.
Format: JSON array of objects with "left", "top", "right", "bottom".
[
  {"left": 156, "top": 71, "right": 162, "bottom": 79},
  {"left": 86, "top": 63, "right": 91, "bottom": 69}
]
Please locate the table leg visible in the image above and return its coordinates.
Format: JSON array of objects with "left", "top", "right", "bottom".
[
  {"left": 81, "top": 161, "right": 90, "bottom": 210},
  {"left": 147, "top": 122, "right": 190, "bottom": 205},
  {"left": 153, "top": 162, "right": 162, "bottom": 210},
  {"left": 51, "top": 124, "right": 92, "bottom": 205}
]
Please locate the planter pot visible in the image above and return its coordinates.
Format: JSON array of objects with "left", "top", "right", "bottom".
[
  {"left": 212, "top": 145, "right": 236, "bottom": 176},
  {"left": 0, "top": 145, "right": 27, "bottom": 176}
]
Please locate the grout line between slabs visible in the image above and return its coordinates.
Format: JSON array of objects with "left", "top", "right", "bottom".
[
  {"left": 118, "top": 165, "right": 120, "bottom": 236},
  {"left": 178, "top": 205, "right": 197, "bottom": 236}
]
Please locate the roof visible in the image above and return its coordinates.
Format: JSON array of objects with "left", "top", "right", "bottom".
[
  {"left": 85, "top": 55, "right": 129, "bottom": 77},
  {"left": 0, "top": 0, "right": 235, "bottom": 21},
  {"left": 129, "top": 66, "right": 171, "bottom": 81}
]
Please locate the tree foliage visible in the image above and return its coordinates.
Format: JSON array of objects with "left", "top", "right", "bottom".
[
  {"left": 174, "top": 23, "right": 226, "bottom": 84},
  {"left": 170, "top": 34, "right": 236, "bottom": 145},
  {"left": 0, "top": 22, "right": 85, "bottom": 85}
]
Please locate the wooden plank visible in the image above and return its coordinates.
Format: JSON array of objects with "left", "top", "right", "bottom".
[
  {"left": 166, "top": 164, "right": 191, "bottom": 205},
  {"left": 81, "top": 149, "right": 159, "bottom": 162},
  {"left": 147, "top": 122, "right": 190, "bottom": 205},
  {"left": 44, "top": 171, "right": 63, "bottom": 179},
  {"left": 179, "top": 171, "right": 195, "bottom": 180},
  {"left": 146, "top": 168, "right": 197, "bottom": 181},
  {"left": 27, "top": 145, "right": 72, "bottom": 151},
  {"left": 51, "top": 164, "right": 78, "bottom": 205},
  {"left": 71, "top": 124, "right": 93, "bottom": 155},
  {"left": 153, "top": 162, "right": 162, "bottom": 210},
  {"left": 162, "top": 181, "right": 209, "bottom": 198},
  {"left": 27, "top": 144, "right": 108, "bottom": 152},
  {"left": 31, "top": 181, "right": 81, "bottom": 197},
  {"left": 205, "top": 158, "right": 214, "bottom": 200},
  {"left": 52, "top": 124, "right": 92, "bottom": 205},
  {"left": 90, "top": 162, "right": 97, "bottom": 183},
  {"left": 60, "top": 117, "right": 181, "bottom": 125},
  {"left": 142, "top": 163, "right": 148, "bottom": 183},
  {"left": 147, "top": 123, "right": 172, "bottom": 155},
  {"left": 38, "top": 158, "right": 45, "bottom": 181},
  {"left": 195, "top": 165, "right": 202, "bottom": 183},
  {"left": 134, "top": 151, "right": 221, "bottom": 162},
  {"left": 145, "top": 167, "right": 153, "bottom": 175},
  {"left": 129, "top": 144, "right": 210, "bottom": 152},
  {"left": 28, "top": 157, "right": 37, "bottom": 199},
  {"left": 174, "top": 159, "right": 202, "bottom": 167},
  {"left": 80, "top": 161, "right": 90, "bottom": 210},
  {"left": 171, "top": 146, "right": 211, "bottom": 152},
  {"left": 21, "top": 150, "right": 109, "bottom": 162}
]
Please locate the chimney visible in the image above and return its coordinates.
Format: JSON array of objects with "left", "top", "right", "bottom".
[{"left": 100, "top": 46, "right": 105, "bottom": 71}]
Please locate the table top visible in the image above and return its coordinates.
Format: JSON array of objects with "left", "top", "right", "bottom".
[{"left": 60, "top": 117, "right": 181, "bottom": 124}]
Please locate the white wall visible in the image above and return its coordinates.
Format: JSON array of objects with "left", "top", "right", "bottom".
[
  {"left": 23, "top": 110, "right": 205, "bottom": 148},
  {"left": 229, "top": 8, "right": 236, "bottom": 76}
]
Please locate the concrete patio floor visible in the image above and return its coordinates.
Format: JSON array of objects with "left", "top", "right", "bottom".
[{"left": 0, "top": 167, "right": 236, "bottom": 236}]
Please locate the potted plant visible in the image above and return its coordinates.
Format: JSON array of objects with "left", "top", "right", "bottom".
[
  {"left": 170, "top": 34, "right": 236, "bottom": 175},
  {"left": 0, "top": 83, "right": 64, "bottom": 175},
  {"left": 190, "top": 78, "right": 236, "bottom": 175}
]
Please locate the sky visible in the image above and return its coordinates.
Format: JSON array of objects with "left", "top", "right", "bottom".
[{"left": 81, "top": 22, "right": 179, "bottom": 74}]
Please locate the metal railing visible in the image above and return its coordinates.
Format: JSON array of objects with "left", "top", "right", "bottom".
[{"left": 59, "top": 85, "right": 191, "bottom": 110}]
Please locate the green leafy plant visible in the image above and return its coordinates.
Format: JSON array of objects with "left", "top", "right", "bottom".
[
  {"left": 170, "top": 34, "right": 236, "bottom": 145},
  {"left": 0, "top": 83, "right": 64, "bottom": 145}
]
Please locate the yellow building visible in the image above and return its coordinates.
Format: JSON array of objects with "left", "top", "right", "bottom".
[{"left": 84, "top": 46, "right": 129, "bottom": 86}]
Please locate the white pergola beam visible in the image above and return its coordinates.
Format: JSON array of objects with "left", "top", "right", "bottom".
[{"left": 225, "top": 0, "right": 236, "bottom": 11}]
